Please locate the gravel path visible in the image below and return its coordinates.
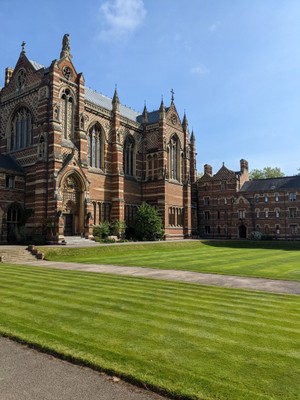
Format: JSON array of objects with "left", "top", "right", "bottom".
[{"left": 20, "top": 259, "right": 300, "bottom": 295}]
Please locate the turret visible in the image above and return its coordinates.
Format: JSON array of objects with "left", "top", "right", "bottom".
[
  {"left": 112, "top": 86, "right": 120, "bottom": 113},
  {"left": 142, "top": 102, "right": 148, "bottom": 124}
]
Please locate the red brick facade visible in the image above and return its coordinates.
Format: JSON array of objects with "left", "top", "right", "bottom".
[
  {"left": 0, "top": 36, "right": 197, "bottom": 243},
  {"left": 197, "top": 160, "right": 300, "bottom": 240}
]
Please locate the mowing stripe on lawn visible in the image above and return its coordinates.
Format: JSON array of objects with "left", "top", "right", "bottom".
[
  {"left": 40, "top": 241, "right": 300, "bottom": 281},
  {"left": 1, "top": 264, "right": 299, "bottom": 400}
]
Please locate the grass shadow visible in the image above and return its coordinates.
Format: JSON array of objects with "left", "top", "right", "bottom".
[{"left": 201, "top": 240, "right": 300, "bottom": 251}]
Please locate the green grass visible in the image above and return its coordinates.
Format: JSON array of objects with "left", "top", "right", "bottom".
[
  {"left": 1, "top": 264, "right": 299, "bottom": 400},
  {"left": 41, "top": 240, "right": 300, "bottom": 281}
]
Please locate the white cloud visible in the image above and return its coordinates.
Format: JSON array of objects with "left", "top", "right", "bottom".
[
  {"left": 190, "top": 65, "right": 209, "bottom": 76},
  {"left": 98, "top": 0, "right": 146, "bottom": 41}
]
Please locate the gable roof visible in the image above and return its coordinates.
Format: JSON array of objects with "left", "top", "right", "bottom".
[
  {"left": 240, "top": 176, "right": 300, "bottom": 192},
  {"left": 0, "top": 155, "right": 24, "bottom": 173},
  {"left": 85, "top": 87, "right": 140, "bottom": 122},
  {"left": 213, "top": 165, "right": 236, "bottom": 180}
]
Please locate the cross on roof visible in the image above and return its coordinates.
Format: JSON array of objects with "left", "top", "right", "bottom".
[{"left": 21, "top": 41, "right": 26, "bottom": 53}]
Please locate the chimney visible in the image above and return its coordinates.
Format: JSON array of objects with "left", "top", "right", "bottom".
[
  {"left": 5, "top": 67, "right": 14, "bottom": 86},
  {"left": 204, "top": 164, "right": 212, "bottom": 176},
  {"left": 240, "top": 159, "right": 248, "bottom": 172},
  {"left": 240, "top": 159, "right": 249, "bottom": 184}
]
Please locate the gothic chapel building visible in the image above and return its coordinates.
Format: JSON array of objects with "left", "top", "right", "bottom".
[{"left": 0, "top": 35, "right": 197, "bottom": 243}]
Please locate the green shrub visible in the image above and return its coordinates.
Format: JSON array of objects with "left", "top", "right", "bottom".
[
  {"left": 133, "top": 203, "right": 164, "bottom": 241},
  {"left": 93, "top": 221, "right": 111, "bottom": 239}
]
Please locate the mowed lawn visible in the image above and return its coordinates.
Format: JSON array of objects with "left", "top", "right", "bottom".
[
  {"left": 41, "top": 240, "right": 300, "bottom": 281},
  {"left": 1, "top": 264, "right": 299, "bottom": 400}
]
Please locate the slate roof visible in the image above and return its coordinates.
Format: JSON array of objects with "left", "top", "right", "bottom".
[
  {"left": 240, "top": 176, "right": 300, "bottom": 192},
  {"left": 85, "top": 87, "right": 140, "bottom": 122},
  {"left": 136, "top": 108, "right": 169, "bottom": 124},
  {"left": 0, "top": 155, "right": 24, "bottom": 173},
  {"left": 29, "top": 59, "right": 45, "bottom": 71}
]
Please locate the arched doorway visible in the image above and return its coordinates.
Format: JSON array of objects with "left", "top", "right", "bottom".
[
  {"left": 239, "top": 224, "right": 247, "bottom": 239},
  {"left": 61, "top": 174, "right": 83, "bottom": 236},
  {"left": 7, "top": 203, "right": 22, "bottom": 243}
]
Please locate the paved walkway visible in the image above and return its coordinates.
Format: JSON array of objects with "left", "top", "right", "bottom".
[
  {"left": 0, "top": 337, "right": 169, "bottom": 400},
  {"left": 20, "top": 259, "right": 300, "bottom": 295}
]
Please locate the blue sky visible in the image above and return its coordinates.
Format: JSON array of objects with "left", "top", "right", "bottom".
[{"left": 1, "top": 0, "right": 300, "bottom": 176}]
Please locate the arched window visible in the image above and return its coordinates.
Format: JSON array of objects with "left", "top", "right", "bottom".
[
  {"left": 124, "top": 136, "right": 134, "bottom": 176},
  {"left": 87, "top": 124, "right": 103, "bottom": 168},
  {"left": 169, "top": 135, "right": 180, "bottom": 180},
  {"left": 9, "top": 107, "right": 33, "bottom": 151},
  {"left": 60, "top": 88, "right": 74, "bottom": 139}
]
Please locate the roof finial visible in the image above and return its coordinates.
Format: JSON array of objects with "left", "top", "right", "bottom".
[
  {"left": 21, "top": 41, "right": 26, "bottom": 54},
  {"left": 170, "top": 88, "right": 175, "bottom": 103},
  {"left": 60, "top": 33, "right": 72, "bottom": 59}
]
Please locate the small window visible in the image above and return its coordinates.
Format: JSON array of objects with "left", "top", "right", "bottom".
[
  {"left": 290, "top": 224, "right": 298, "bottom": 235},
  {"left": 289, "top": 208, "right": 297, "bottom": 218},
  {"left": 6, "top": 175, "right": 15, "bottom": 189},
  {"left": 205, "top": 226, "right": 210, "bottom": 234},
  {"left": 239, "top": 210, "right": 245, "bottom": 219},
  {"left": 265, "top": 209, "right": 269, "bottom": 218},
  {"left": 256, "top": 209, "right": 260, "bottom": 218},
  {"left": 217, "top": 210, "right": 220, "bottom": 219},
  {"left": 274, "top": 193, "right": 279, "bottom": 202},
  {"left": 204, "top": 211, "right": 210, "bottom": 220},
  {"left": 255, "top": 195, "right": 260, "bottom": 203},
  {"left": 264, "top": 195, "right": 268, "bottom": 203},
  {"left": 204, "top": 197, "right": 210, "bottom": 206},
  {"left": 289, "top": 192, "right": 296, "bottom": 201},
  {"left": 275, "top": 209, "right": 280, "bottom": 218}
]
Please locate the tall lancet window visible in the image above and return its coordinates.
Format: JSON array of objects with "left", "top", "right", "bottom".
[
  {"left": 124, "top": 136, "right": 134, "bottom": 176},
  {"left": 87, "top": 124, "right": 103, "bottom": 169},
  {"left": 60, "top": 88, "right": 74, "bottom": 140},
  {"left": 9, "top": 107, "right": 33, "bottom": 152},
  {"left": 169, "top": 134, "right": 180, "bottom": 180}
]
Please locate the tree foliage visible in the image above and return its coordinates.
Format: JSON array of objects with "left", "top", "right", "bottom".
[
  {"left": 249, "top": 167, "right": 285, "bottom": 180},
  {"left": 134, "top": 202, "right": 164, "bottom": 241}
]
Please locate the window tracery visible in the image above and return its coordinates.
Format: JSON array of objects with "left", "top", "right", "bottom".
[
  {"left": 60, "top": 88, "right": 74, "bottom": 139},
  {"left": 9, "top": 107, "right": 33, "bottom": 151},
  {"left": 124, "top": 136, "right": 134, "bottom": 176},
  {"left": 87, "top": 124, "right": 103, "bottom": 169}
]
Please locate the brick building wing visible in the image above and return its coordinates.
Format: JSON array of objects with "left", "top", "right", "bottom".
[{"left": 0, "top": 35, "right": 197, "bottom": 244}]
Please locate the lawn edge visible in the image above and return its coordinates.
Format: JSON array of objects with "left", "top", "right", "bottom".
[{"left": 0, "top": 331, "right": 200, "bottom": 400}]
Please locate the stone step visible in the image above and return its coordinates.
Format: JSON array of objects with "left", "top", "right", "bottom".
[
  {"left": 0, "top": 247, "right": 38, "bottom": 264},
  {"left": 63, "top": 236, "right": 99, "bottom": 246}
]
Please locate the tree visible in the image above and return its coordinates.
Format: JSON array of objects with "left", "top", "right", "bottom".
[
  {"left": 249, "top": 167, "right": 285, "bottom": 180},
  {"left": 134, "top": 202, "right": 164, "bottom": 241}
]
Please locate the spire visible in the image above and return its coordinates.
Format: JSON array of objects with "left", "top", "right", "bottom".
[
  {"left": 112, "top": 85, "right": 120, "bottom": 112},
  {"left": 159, "top": 97, "right": 165, "bottom": 119},
  {"left": 60, "top": 33, "right": 72, "bottom": 59},
  {"left": 190, "top": 129, "right": 195, "bottom": 144},
  {"left": 182, "top": 110, "right": 189, "bottom": 132},
  {"left": 142, "top": 101, "right": 148, "bottom": 123}
]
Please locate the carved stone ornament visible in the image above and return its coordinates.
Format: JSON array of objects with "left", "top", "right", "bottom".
[{"left": 171, "top": 113, "right": 177, "bottom": 125}]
